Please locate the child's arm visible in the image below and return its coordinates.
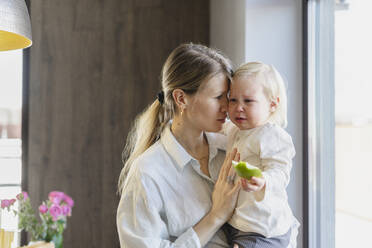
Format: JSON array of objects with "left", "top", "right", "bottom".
[{"left": 259, "top": 126, "right": 296, "bottom": 192}]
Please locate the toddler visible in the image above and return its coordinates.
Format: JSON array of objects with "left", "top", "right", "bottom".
[{"left": 224, "top": 62, "right": 299, "bottom": 248}]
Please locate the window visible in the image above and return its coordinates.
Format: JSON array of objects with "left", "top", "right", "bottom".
[
  {"left": 0, "top": 49, "right": 23, "bottom": 247},
  {"left": 306, "top": 1, "right": 371, "bottom": 248},
  {"left": 334, "top": 1, "right": 372, "bottom": 247}
]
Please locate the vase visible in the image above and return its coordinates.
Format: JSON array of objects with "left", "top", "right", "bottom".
[{"left": 50, "top": 233, "right": 63, "bottom": 248}]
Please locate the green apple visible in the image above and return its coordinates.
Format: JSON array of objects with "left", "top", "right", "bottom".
[{"left": 232, "top": 161, "right": 262, "bottom": 180}]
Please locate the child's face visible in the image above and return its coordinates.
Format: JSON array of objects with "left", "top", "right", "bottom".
[{"left": 228, "top": 75, "right": 273, "bottom": 130}]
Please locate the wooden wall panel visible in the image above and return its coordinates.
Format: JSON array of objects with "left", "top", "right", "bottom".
[{"left": 26, "top": 0, "right": 209, "bottom": 247}]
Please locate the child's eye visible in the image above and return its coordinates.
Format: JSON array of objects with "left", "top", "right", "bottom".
[
  {"left": 229, "top": 98, "right": 236, "bottom": 102},
  {"left": 244, "top": 99, "right": 254, "bottom": 103}
]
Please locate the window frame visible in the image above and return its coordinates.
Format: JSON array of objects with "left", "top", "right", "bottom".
[
  {"left": 303, "top": 0, "right": 335, "bottom": 248},
  {"left": 20, "top": 2, "right": 31, "bottom": 246}
]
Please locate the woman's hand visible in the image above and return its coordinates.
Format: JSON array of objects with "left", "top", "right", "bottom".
[
  {"left": 241, "top": 176, "right": 266, "bottom": 192},
  {"left": 193, "top": 148, "right": 241, "bottom": 246},
  {"left": 209, "top": 148, "right": 241, "bottom": 223}
]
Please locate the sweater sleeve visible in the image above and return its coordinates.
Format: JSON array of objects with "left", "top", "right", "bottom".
[{"left": 259, "top": 125, "right": 296, "bottom": 193}]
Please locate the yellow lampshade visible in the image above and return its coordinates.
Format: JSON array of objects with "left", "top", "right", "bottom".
[{"left": 0, "top": 0, "right": 32, "bottom": 51}]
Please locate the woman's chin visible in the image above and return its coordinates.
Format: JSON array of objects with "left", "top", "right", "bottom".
[{"left": 208, "top": 123, "right": 224, "bottom": 133}]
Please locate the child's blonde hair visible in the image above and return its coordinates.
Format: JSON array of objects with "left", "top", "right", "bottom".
[{"left": 233, "top": 62, "right": 288, "bottom": 128}]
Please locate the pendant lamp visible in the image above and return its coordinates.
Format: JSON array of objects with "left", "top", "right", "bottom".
[{"left": 0, "top": 0, "right": 32, "bottom": 51}]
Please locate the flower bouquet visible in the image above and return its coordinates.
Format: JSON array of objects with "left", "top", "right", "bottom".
[{"left": 0, "top": 191, "right": 74, "bottom": 248}]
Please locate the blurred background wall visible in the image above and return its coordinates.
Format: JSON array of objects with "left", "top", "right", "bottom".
[{"left": 24, "top": 0, "right": 209, "bottom": 247}]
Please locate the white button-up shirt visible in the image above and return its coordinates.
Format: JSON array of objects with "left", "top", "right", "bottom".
[
  {"left": 117, "top": 125, "right": 229, "bottom": 248},
  {"left": 225, "top": 122, "right": 299, "bottom": 238}
]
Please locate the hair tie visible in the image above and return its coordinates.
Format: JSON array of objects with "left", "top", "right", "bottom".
[{"left": 157, "top": 91, "right": 164, "bottom": 104}]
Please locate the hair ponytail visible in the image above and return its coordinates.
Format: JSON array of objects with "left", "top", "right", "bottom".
[{"left": 118, "top": 100, "right": 168, "bottom": 193}]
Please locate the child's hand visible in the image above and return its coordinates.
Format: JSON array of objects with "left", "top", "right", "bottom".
[{"left": 241, "top": 176, "right": 266, "bottom": 192}]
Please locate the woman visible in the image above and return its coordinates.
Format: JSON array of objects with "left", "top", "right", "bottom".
[
  {"left": 117, "top": 43, "right": 241, "bottom": 247},
  {"left": 116, "top": 44, "right": 299, "bottom": 248}
]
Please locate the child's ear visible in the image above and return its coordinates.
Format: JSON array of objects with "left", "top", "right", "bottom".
[{"left": 270, "top": 97, "right": 280, "bottom": 112}]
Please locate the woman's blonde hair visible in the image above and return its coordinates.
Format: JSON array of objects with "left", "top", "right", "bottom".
[
  {"left": 118, "top": 43, "right": 232, "bottom": 193},
  {"left": 233, "top": 62, "right": 288, "bottom": 128}
]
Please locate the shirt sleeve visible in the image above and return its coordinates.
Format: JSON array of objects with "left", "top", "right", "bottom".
[
  {"left": 259, "top": 125, "right": 296, "bottom": 193},
  {"left": 117, "top": 168, "right": 202, "bottom": 248}
]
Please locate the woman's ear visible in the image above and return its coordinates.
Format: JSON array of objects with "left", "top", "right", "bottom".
[{"left": 172, "top": 89, "right": 187, "bottom": 110}]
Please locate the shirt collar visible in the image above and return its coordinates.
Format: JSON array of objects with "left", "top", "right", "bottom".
[
  {"left": 161, "top": 124, "right": 227, "bottom": 171},
  {"left": 236, "top": 122, "right": 271, "bottom": 136},
  {"left": 161, "top": 124, "right": 193, "bottom": 171},
  {"left": 205, "top": 132, "right": 226, "bottom": 160}
]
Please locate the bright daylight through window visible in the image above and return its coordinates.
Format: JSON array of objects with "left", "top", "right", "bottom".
[
  {"left": 335, "top": 0, "right": 372, "bottom": 247},
  {"left": 0, "top": 50, "right": 23, "bottom": 247}
]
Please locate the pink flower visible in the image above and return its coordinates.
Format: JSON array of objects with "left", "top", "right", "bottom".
[
  {"left": 49, "top": 204, "right": 62, "bottom": 221},
  {"left": 63, "top": 194, "right": 74, "bottom": 207},
  {"left": 16, "top": 192, "right": 29, "bottom": 201},
  {"left": 1, "top": 199, "right": 11, "bottom": 208},
  {"left": 48, "top": 191, "right": 64, "bottom": 205},
  {"left": 39, "top": 204, "right": 48, "bottom": 214},
  {"left": 61, "top": 205, "right": 71, "bottom": 216},
  {"left": 1, "top": 199, "right": 16, "bottom": 209}
]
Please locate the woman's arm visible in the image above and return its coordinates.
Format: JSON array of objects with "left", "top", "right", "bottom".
[
  {"left": 194, "top": 149, "right": 241, "bottom": 246},
  {"left": 117, "top": 172, "right": 202, "bottom": 248},
  {"left": 117, "top": 149, "right": 241, "bottom": 248}
]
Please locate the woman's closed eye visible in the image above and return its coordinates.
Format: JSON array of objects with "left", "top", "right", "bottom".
[{"left": 216, "top": 92, "right": 228, "bottom": 100}]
